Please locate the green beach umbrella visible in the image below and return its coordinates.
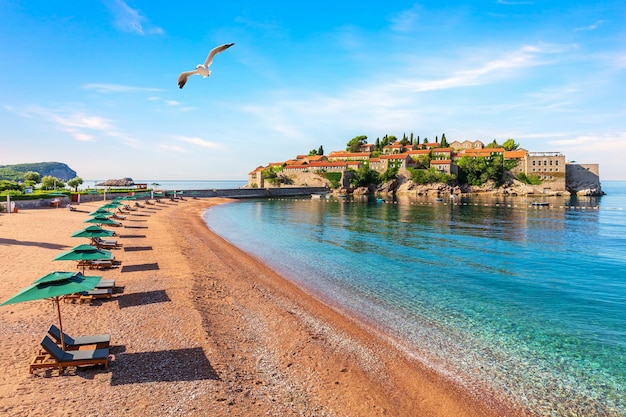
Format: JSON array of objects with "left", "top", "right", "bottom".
[
  {"left": 1, "top": 271, "right": 101, "bottom": 349},
  {"left": 88, "top": 208, "right": 112, "bottom": 216},
  {"left": 71, "top": 226, "right": 115, "bottom": 239},
  {"left": 84, "top": 216, "right": 121, "bottom": 226},
  {"left": 54, "top": 244, "right": 112, "bottom": 273}
]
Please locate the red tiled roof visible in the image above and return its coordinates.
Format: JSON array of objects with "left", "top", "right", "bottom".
[
  {"left": 328, "top": 151, "right": 370, "bottom": 157},
  {"left": 504, "top": 150, "right": 528, "bottom": 158},
  {"left": 380, "top": 154, "right": 409, "bottom": 160}
]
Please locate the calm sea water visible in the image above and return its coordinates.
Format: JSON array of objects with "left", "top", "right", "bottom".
[{"left": 203, "top": 181, "right": 626, "bottom": 416}]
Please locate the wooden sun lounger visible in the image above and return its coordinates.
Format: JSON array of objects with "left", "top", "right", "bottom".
[
  {"left": 82, "top": 288, "right": 113, "bottom": 299},
  {"left": 30, "top": 336, "right": 109, "bottom": 374},
  {"left": 47, "top": 324, "right": 110, "bottom": 350}
]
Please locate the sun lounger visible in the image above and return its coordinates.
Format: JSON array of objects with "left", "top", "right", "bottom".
[
  {"left": 92, "top": 237, "right": 121, "bottom": 249},
  {"left": 95, "top": 279, "right": 115, "bottom": 288},
  {"left": 47, "top": 324, "right": 110, "bottom": 350},
  {"left": 81, "top": 288, "right": 113, "bottom": 299},
  {"left": 30, "top": 335, "right": 109, "bottom": 374},
  {"left": 112, "top": 212, "right": 126, "bottom": 220},
  {"left": 76, "top": 260, "right": 112, "bottom": 270}
]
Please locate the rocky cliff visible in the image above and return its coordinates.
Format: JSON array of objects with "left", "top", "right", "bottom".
[{"left": 0, "top": 162, "right": 77, "bottom": 181}]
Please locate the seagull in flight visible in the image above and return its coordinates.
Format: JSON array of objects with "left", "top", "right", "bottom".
[{"left": 177, "top": 43, "right": 235, "bottom": 89}]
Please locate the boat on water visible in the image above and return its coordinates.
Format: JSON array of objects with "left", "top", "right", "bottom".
[{"left": 531, "top": 201, "right": 550, "bottom": 207}]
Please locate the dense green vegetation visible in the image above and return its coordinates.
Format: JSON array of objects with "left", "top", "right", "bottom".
[
  {"left": 517, "top": 172, "right": 543, "bottom": 185},
  {"left": 323, "top": 172, "right": 342, "bottom": 188},
  {"left": 407, "top": 167, "right": 456, "bottom": 185}
]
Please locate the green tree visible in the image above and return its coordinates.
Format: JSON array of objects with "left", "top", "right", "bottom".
[
  {"left": 40, "top": 175, "right": 65, "bottom": 190},
  {"left": 411, "top": 154, "right": 431, "bottom": 169},
  {"left": 486, "top": 139, "right": 500, "bottom": 148},
  {"left": 67, "top": 177, "right": 84, "bottom": 192},
  {"left": 407, "top": 168, "right": 455, "bottom": 185},
  {"left": 308, "top": 149, "right": 318, "bottom": 156},
  {"left": 456, "top": 155, "right": 508, "bottom": 186},
  {"left": 23, "top": 171, "right": 41, "bottom": 183},
  {"left": 346, "top": 135, "right": 368, "bottom": 152},
  {"left": 0, "top": 180, "right": 22, "bottom": 193},
  {"left": 380, "top": 166, "right": 399, "bottom": 182},
  {"left": 440, "top": 134, "right": 448, "bottom": 148},
  {"left": 318, "top": 145, "right": 324, "bottom": 155},
  {"left": 502, "top": 138, "right": 519, "bottom": 151},
  {"left": 350, "top": 164, "right": 380, "bottom": 187}
]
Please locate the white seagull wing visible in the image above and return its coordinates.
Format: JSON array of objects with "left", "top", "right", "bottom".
[
  {"left": 203, "top": 43, "right": 235, "bottom": 68},
  {"left": 177, "top": 69, "right": 200, "bottom": 89}
]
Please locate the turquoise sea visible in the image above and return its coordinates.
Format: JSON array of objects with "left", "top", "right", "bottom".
[{"left": 203, "top": 181, "right": 626, "bottom": 416}]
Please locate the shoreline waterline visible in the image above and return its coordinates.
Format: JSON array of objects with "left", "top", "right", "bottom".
[
  {"left": 203, "top": 189, "right": 626, "bottom": 417},
  {"left": 0, "top": 198, "right": 518, "bottom": 416}
]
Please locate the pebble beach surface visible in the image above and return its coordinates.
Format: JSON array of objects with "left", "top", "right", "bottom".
[{"left": 0, "top": 198, "right": 525, "bottom": 416}]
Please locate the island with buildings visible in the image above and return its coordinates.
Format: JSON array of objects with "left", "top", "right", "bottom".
[{"left": 248, "top": 137, "right": 603, "bottom": 197}]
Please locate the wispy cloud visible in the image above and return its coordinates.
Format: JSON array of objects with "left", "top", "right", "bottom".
[
  {"left": 83, "top": 83, "right": 162, "bottom": 93},
  {"left": 389, "top": 9, "right": 419, "bottom": 33},
  {"left": 7, "top": 104, "right": 140, "bottom": 144},
  {"left": 103, "top": 0, "right": 164, "bottom": 35},
  {"left": 175, "top": 135, "right": 224, "bottom": 149},
  {"left": 396, "top": 44, "right": 567, "bottom": 92},
  {"left": 159, "top": 144, "right": 187, "bottom": 153},
  {"left": 574, "top": 20, "right": 606, "bottom": 32}
]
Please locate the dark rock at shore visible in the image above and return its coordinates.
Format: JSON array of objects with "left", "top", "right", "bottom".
[{"left": 96, "top": 177, "right": 135, "bottom": 187}]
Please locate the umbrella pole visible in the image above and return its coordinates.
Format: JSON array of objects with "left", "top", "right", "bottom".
[{"left": 55, "top": 296, "right": 66, "bottom": 350}]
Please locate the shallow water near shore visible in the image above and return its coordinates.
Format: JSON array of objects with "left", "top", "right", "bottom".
[{"left": 203, "top": 181, "right": 626, "bottom": 416}]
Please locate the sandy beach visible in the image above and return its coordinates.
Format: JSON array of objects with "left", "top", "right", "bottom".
[{"left": 0, "top": 198, "right": 526, "bottom": 417}]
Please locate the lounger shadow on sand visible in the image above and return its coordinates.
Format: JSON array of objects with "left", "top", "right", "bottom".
[{"left": 110, "top": 347, "right": 219, "bottom": 385}]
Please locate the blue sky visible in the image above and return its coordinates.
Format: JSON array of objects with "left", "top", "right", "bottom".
[{"left": 1, "top": 1, "right": 625, "bottom": 181}]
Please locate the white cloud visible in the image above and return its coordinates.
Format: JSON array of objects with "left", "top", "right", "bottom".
[
  {"left": 175, "top": 136, "right": 224, "bottom": 149},
  {"left": 159, "top": 144, "right": 187, "bottom": 153},
  {"left": 389, "top": 9, "right": 418, "bottom": 33},
  {"left": 83, "top": 83, "right": 162, "bottom": 93},
  {"left": 164, "top": 100, "right": 181, "bottom": 106},
  {"left": 574, "top": 20, "right": 606, "bottom": 32},
  {"left": 6, "top": 104, "right": 145, "bottom": 145},
  {"left": 396, "top": 44, "right": 567, "bottom": 92},
  {"left": 103, "top": 0, "right": 164, "bottom": 35}
]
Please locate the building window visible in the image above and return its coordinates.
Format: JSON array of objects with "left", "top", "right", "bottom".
[
  {"left": 556, "top": 168, "right": 559, "bottom": 172},
  {"left": 555, "top": 160, "right": 559, "bottom": 166},
  {"left": 550, "top": 160, "right": 553, "bottom": 165},
  {"left": 544, "top": 160, "right": 547, "bottom": 166},
  {"left": 533, "top": 160, "right": 536, "bottom": 166}
]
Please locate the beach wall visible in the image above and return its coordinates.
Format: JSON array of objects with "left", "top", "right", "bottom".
[{"left": 0, "top": 187, "right": 329, "bottom": 211}]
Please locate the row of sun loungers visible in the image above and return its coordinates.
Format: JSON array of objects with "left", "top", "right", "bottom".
[{"left": 30, "top": 196, "right": 179, "bottom": 375}]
